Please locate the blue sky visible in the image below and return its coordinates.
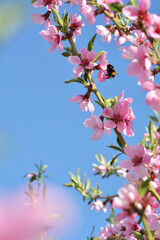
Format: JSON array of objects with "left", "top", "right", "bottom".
[{"left": 0, "top": 0, "right": 159, "bottom": 239}]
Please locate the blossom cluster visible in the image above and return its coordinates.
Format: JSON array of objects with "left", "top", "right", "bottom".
[{"left": 30, "top": 0, "right": 160, "bottom": 239}]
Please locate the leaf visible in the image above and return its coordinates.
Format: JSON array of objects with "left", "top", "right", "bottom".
[
  {"left": 87, "top": 34, "right": 97, "bottom": 51},
  {"left": 149, "top": 120, "right": 154, "bottom": 144},
  {"left": 61, "top": 52, "right": 71, "bottom": 57},
  {"left": 140, "top": 136, "right": 147, "bottom": 147},
  {"left": 51, "top": 8, "right": 62, "bottom": 27},
  {"left": 138, "top": 179, "right": 149, "bottom": 197},
  {"left": 42, "top": 164, "right": 48, "bottom": 170},
  {"left": 110, "top": 153, "right": 123, "bottom": 166},
  {"left": 88, "top": 1, "right": 100, "bottom": 7},
  {"left": 64, "top": 47, "right": 73, "bottom": 53},
  {"left": 63, "top": 12, "right": 70, "bottom": 31},
  {"left": 131, "top": 231, "right": 145, "bottom": 240},
  {"left": 117, "top": 136, "right": 124, "bottom": 149},
  {"left": 92, "top": 51, "right": 105, "bottom": 63},
  {"left": 107, "top": 3, "right": 124, "bottom": 12},
  {"left": 64, "top": 78, "right": 88, "bottom": 86},
  {"left": 107, "top": 145, "right": 124, "bottom": 153},
  {"left": 148, "top": 115, "right": 158, "bottom": 123},
  {"left": 86, "top": 178, "right": 91, "bottom": 190},
  {"left": 130, "top": 0, "right": 137, "bottom": 7},
  {"left": 63, "top": 182, "right": 74, "bottom": 187}
]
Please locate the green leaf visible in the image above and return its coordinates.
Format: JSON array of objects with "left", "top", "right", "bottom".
[
  {"left": 107, "top": 145, "right": 124, "bottom": 153},
  {"left": 87, "top": 34, "right": 97, "bottom": 51},
  {"left": 64, "top": 47, "right": 73, "bottom": 53},
  {"left": 110, "top": 153, "right": 123, "bottom": 166},
  {"left": 107, "top": 3, "right": 123, "bottom": 12},
  {"left": 63, "top": 12, "right": 70, "bottom": 31},
  {"left": 64, "top": 77, "right": 88, "bottom": 86},
  {"left": 92, "top": 51, "right": 105, "bottom": 63},
  {"left": 149, "top": 120, "right": 154, "bottom": 143},
  {"left": 86, "top": 178, "right": 91, "bottom": 190},
  {"left": 138, "top": 179, "right": 149, "bottom": 197},
  {"left": 42, "top": 164, "right": 48, "bottom": 170},
  {"left": 131, "top": 231, "right": 145, "bottom": 240},
  {"left": 117, "top": 136, "right": 124, "bottom": 149},
  {"left": 51, "top": 8, "right": 62, "bottom": 27},
  {"left": 148, "top": 115, "right": 158, "bottom": 123},
  {"left": 31, "top": 0, "right": 37, "bottom": 3},
  {"left": 63, "top": 182, "right": 74, "bottom": 187},
  {"left": 88, "top": 1, "right": 100, "bottom": 7},
  {"left": 140, "top": 136, "right": 147, "bottom": 147},
  {"left": 61, "top": 52, "right": 71, "bottom": 57},
  {"left": 130, "top": 0, "right": 137, "bottom": 7}
]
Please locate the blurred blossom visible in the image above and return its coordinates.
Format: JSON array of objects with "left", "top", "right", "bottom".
[{"left": 0, "top": 185, "right": 81, "bottom": 240}]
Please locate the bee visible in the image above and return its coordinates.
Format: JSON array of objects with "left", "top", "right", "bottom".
[{"left": 107, "top": 64, "right": 117, "bottom": 79}]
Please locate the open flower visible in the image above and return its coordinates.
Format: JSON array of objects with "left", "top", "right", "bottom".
[
  {"left": 40, "top": 24, "right": 63, "bottom": 52},
  {"left": 102, "top": 91, "right": 135, "bottom": 136},
  {"left": 69, "top": 94, "right": 95, "bottom": 113},
  {"left": 83, "top": 115, "right": 113, "bottom": 140},
  {"left": 120, "top": 144, "right": 150, "bottom": 178},
  {"left": 68, "top": 47, "right": 97, "bottom": 77}
]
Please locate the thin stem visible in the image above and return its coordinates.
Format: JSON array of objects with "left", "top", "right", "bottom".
[
  {"left": 142, "top": 214, "right": 153, "bottom": 240},
  {"left": 52, "top": 8, "right": 127, "bottom": 148},
  {"left": 104, "top": 10, "right": 129, "bottom": 35},
  {"left": 148, "top": 182, "right": 160, "bottom": 203}
]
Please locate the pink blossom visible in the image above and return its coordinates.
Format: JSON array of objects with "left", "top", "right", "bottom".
[
  {"left": 102, "top": 91, "right": 135, "bottom": 136},
  {"left": 120, "top": 144, "right": 150, "bottom": 179},
  {"left": 31, "top": 11, "right": 52, "bottom": 27},
  {"left": 70, "top": 14, "right": 85, "bottom": 38},
  {"left": 68, "top": 47, "right": 97, "bottom": 77},
  {"left": 126, "top": 45, "right": 152, "bottom": 85},
  {"left": 69, "top": 94, "right": 95, "bottom": 113},
  {"left": 96, "top": 25, "right": 112, "bottom": 43},
  {"left": 148, "top": 14, "right": 160, "bottom": 39},
  {"left": 113, "top": 183, "right": 141, "bottom": 220},
  {"left": 122, "top": 0, "right": 151, "bottom": 26},
  {"left": 142, "top": 82, "right": 160, "bottom": 112},
  {"left": 89, "top": 200, "right": 107, "bottom": 213},
  {"left": 147, "top": 213, "right": 160, "bottom": 237},
  {"left": 133, "top": 30, "right": 151, "bottom": 48},
  {"left": 83, "top": 5, "right": 96, "bottom": 24},
  {"left": 33, "top": 0, "right": 62, "bottom": 10},
  {"left": 40, "top": 24, "right": 63, "bottom": 52},
  {"left": 83, "top": 115, "right": 112, "bottom": 140},
  {"left": 93, "top": 164, "right": 108, "bottom": 177},
  {"left": 98, "top": 224, "right": 115, "bottom": 240}
]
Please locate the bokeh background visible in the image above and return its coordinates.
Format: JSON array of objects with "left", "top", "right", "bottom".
[{"left": 0, "top": 0, "right": 159, "bottom": 239}]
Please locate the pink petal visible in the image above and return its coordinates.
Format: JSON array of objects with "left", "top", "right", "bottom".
[
  {"left": 48, "top": 43, "right": 57, "bottom": 52},
  {"left": 88, "top": 100, "right": 95, "bottom": 113},
  {"left": 138, "top": 0, "right": 150, "bottom": 12},
  {"left": 117, "top": 121, "right": 126, "bottom": 133},
  {"left": 69, "top": 95, "right": 83, "bottom": 103},
  {"left": 127, "top": 62, "right": 141, "bottom": 76},
  {"left": 68, "top": 56, "right": 81, "bottom": 65},
  {"left": 81, "top": 47, "right": 88, "bottom": 59},
  {"left": 124, "top": 145, "right": 135, "bottom": 159},
  {"left": 120, "top": 160, "right": 133, "bottom": 169},
  {"left": 104, "top": 120, "right": 116, "bottom": 129},
  {"left": 58, "top": 42, "right": 63, "bottom": 52},
  {"left": 91, "top": 129, "right": 103, "bottom": 140},
  {"left": 122, "top": 6, "right": 139, "bottom": 20},
  {"left": 102, "top": 108, "right": 113, "bottom": 118},
  {"left": 73, "top": 65, "right": 84, "bottom": 77},
  {"left": 133, "top": 165, "right": 148, "bottom": 178},
  {"left": 31, "top": 14, "right": 44, "bottom": 24}
]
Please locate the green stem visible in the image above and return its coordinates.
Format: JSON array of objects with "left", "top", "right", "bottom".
[
  {"left": 114, "top": 128, "right": 127, "bottom": 148},
  {"left": 103, "top": 10, "right": 129, "bottom": 35},
  {"left": 52, "top": 8, "right": 127, "bottom": 148},
  {"left": 142, "top": 214, "right": 153, "bottom": 240},
  {"left": 148, "top": 182, "right": 160, "bottom": 203}
]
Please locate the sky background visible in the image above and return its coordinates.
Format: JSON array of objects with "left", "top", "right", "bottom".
[{"left": 0, "top": 0, "right": 159, "bottom": 239}]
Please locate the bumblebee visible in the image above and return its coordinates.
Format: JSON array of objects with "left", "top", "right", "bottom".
[{"left": 107, "top": 64, "right": 117, "bottom": 79}]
